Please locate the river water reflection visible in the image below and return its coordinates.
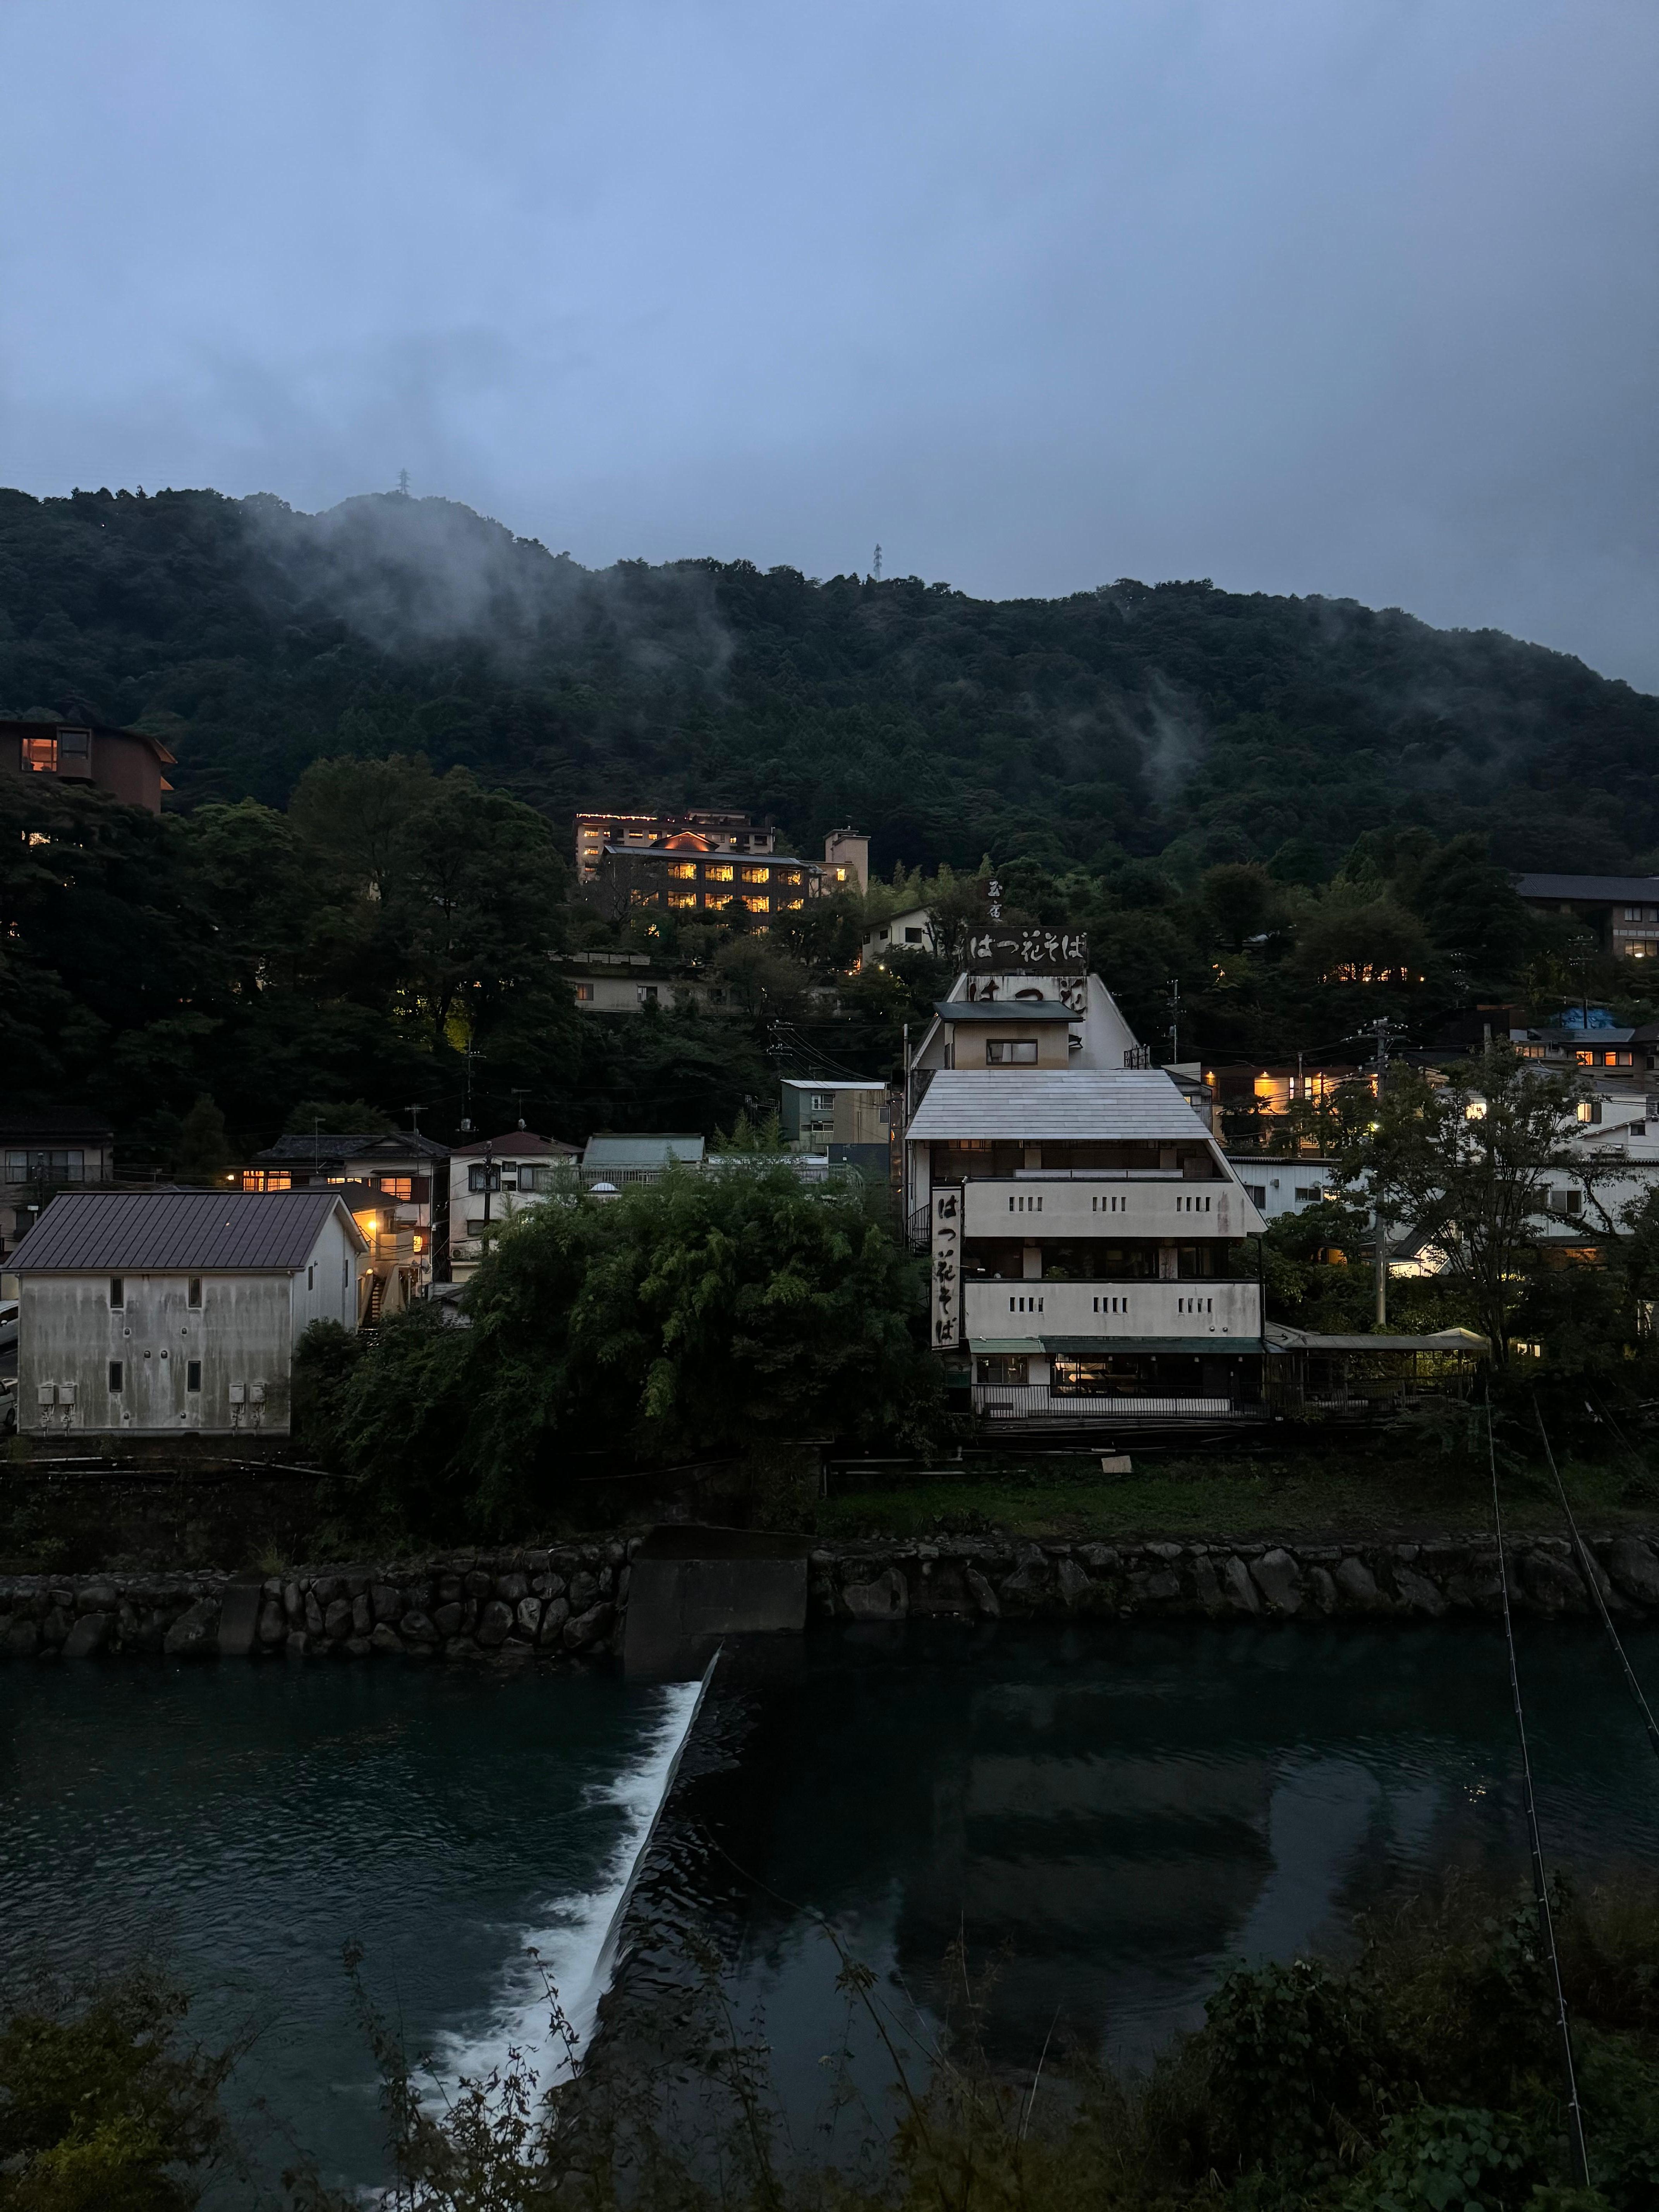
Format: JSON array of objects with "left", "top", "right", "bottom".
[{"left": 2, "top": 1620, "right": 1658, "bottom": 2196}]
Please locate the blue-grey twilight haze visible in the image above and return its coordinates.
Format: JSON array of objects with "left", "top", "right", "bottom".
[{"left": 3, "top": 1, "right": 1656, "bottom": 683}]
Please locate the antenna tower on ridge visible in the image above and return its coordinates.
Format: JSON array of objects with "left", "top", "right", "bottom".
[
  {"left": 397, "top": 468, "right": 411, "bottom": 496},
  {"left": 872, "top": 543, "right": 883, "bottom": 580}
]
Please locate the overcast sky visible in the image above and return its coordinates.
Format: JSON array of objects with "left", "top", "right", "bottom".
[{"left": 3, "top": 2, "right": 1656, "bottom": 685}]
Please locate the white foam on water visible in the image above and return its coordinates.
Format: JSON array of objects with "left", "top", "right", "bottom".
[{"left": 432, "top": 1679, "right": 702, "bottom": 2092}]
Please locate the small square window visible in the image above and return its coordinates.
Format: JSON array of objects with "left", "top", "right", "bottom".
[
  {"left": 109, "top": 1277, "right": 124, "bottom": 1310},
  {"left": 187, "top": 1276, "right": 202, "bottom": 1308},
  {"left": 21, "top": 733, "right": 58, "bottom": 773},
  {"left": 108, "top": 1360, "right": 123, "bottom": 1393},
  {"left": 185, "top": 1360, "right": 202, "bottom": 1393}
]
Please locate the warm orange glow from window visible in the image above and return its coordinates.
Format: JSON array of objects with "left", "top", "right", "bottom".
[
  {"left": 668, "top": 891, "right": 699, "bottom": 909},
  {"left": 744, "top": 894, "right": 770, "bottom": 913},
  {"left": 741, "top": 866, "right": 770, "bottom": 884},
  {"left": 379, "top": 1175, "right": 412, "bottom": 1200},
  {"left": 20, "top": 734, "right": 57, "bottom": 772},
  {"left": 667, "top": 861, "right": 698, "bottom": 879},
  {"left": 704, "top": 863, "right": 734, "bottom": 882},
  {"left": 240, "top": 1170, "right": 292, "bottom": 1192}
]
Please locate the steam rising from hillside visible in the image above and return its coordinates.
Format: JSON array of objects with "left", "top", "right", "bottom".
[{"left": 240, "top": 491, "right": 735, "bottom": 683}]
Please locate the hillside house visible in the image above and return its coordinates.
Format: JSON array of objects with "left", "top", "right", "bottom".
[
  {"left": 244, "top": 1130, "right": 449, "bottom": 1313},
  {"left": 1, "top": 1117, "right": 117, "bottom": 1268},
  {"left": 3, "top": 718, "right": 176, "bottom": 814},
  {"left": 448, "top": 1131, "right": 582, "bottom": 1278},
  {"left": 1513, "top": 874, "right": 1659, "bottom": 962},
  {"left": 10, "top": 1190, "right": 367, "bottom": 1439}
]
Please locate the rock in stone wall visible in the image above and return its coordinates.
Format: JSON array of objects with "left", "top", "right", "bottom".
[
  {"left": 0, "top": 1544, "right": 629, "bottom": 1664},
  {"left": 812, "top": 1533, "right": 1659, "bottom": 1624}
]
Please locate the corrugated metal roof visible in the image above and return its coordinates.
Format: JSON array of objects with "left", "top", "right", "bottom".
[
  {"left": 583, "top": 1133, "right": 706, "bottom": 1167},
  {"left": 255, "top": 1131, "right": 450, "bottom": 1162},
  {"left": 1515, "top": 873, "right": 1659, "bottom": 902},
  {"left": 907, "top": 1070, "right": 1210, "bottom": 1142},
  {"left": 450, "top": 1132, "right": 580, "bottom": 1158},
  {"left": 8, "top": 1190, "right": 366, "bottom": 1273},
  {"left": 780, "top": 1078, "right": 886, "bottom": 1091}
]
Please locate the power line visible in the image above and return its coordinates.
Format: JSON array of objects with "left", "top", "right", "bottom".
[
  {"left": 1487, "top": 1400, "right": 1590, "bottom": 2187},
  {"left": 1533, "top": 1398, "right": 1659, "bottom": 1762}
]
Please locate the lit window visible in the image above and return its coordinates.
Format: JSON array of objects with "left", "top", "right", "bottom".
[
  {"left": 240, "top": 1170, "right": 291, "bottom": 1192},
  {"left": 743, "top": 894, "right": 769, "bottom": 914},
  {"left": 986, "top": 1039, "right": 1039, "bottom": 1065},
  {"left": 575, "top": 982, "right": 594, "bottom": 1001},
  {"left": 379, "top": 1175, "right": 412, "bottom": 1199},
  {"left": 668, "top": 862, "right": 699, "bottom": 880},
  {"left": 20, "top": 733, "right": 57, "bottom": 772},
  {"left": 783, "top": 897, "right": 804, "bottom": 910},
  {"left": 740, "top": 866, "right": 770, "bottom": 884},
  {"left": 669, "top": 891, "right": 699, "bottom": 909},
  {"left": 779, "top": 870, "right": 801, "bottom": 885},
  {"left": 704, "top": 863, "right": 734, "bottom": 883}
]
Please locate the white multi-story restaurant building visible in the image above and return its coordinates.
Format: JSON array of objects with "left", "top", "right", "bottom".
[{"left": 903, "top": 931, "right": 1269, "bottom": 1420}]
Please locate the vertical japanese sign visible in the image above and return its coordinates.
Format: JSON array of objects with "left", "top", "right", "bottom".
[{"left": 932, "top": 1185, "right": 961, "bottom": 1347}]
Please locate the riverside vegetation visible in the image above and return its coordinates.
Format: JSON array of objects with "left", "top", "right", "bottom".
[{"left": 3, "top": 1870, "right": 1657, "bottom": 2210}]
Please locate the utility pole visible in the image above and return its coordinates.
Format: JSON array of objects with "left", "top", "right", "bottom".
[
  {"left": 1371, "top": 1018, "right": 1392, "bottom": 1329},
  {"left": 510, "top": 1087, "right": 530, "bottom": 1132},
  {"left": 1166, "top": 978, "right": 1182, "bottom": 1064}
]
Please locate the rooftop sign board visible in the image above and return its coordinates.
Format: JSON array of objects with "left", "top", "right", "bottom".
[{"left": 963, "top": 929, "right": 1087, "bottom": 973}]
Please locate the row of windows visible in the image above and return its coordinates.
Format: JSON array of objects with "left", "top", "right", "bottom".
[
  {"left": 1093, "top": 1295, "right": 1132, "bottom": 1313},
  {"left": 19, "top": 729, "right": 91, "bottom": 774},
  {"left": 665, "top": 890, "right": 802, "bottom": 913},
  {"left": 4, "top": 1149, "right": 88, "bottom": 1183},
  {"left": 665, "top": 862, "right": 799, "bottom": 885},
  {"left": 1175, "top": 1194, "right": 1214, "bottom": 1212}
]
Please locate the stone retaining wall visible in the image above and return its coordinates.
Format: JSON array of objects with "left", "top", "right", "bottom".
[
  {"left": 5, "top": 1532, "right": 1659, "bottom": 1661},
  {"left": 816, "top": 1533, "right": 1659, "bottom": 1621},
  {"left": 0, "top": 1544, "right": 628, "bottom": 1662}
]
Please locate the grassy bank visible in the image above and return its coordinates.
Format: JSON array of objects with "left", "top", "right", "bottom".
[{"left": 815, "top": 1443, "right": 1659, "bottom": 1544}]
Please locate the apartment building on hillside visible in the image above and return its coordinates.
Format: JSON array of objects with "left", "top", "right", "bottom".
[
  {"left": 902, "top": 934, "right": 1269, "bottom": 1423},
  {"left": 577, "top": 809, "right": 868, "bottom": 929}
]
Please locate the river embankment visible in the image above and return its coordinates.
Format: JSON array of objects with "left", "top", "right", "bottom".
[{"left": 5, "top": 1528, "right": 1659, "bottom": 1659}]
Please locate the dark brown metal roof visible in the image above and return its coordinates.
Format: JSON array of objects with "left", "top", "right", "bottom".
[
  {"left": 254, "top": 1131, "right": 450, "bottom": 1163},
  {"left": 7, "top": 1190, "right": 367, "bottom": 1273}
]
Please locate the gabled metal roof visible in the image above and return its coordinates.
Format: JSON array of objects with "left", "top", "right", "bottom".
[
  {"left": 254, "top": 1131, "right": 450, "bottom": 1163},
  {"left": 907, "top": 1070, "right": 1210, "bottom": 1142},
  {"left": 8, "top": 1190, "right": 367, "bottom": 1273},
  {"left": 583, "top": 1133, "right": 706, "bottom": 1167},
  {"left": 1514, "top": 873, "right": 1659, "bottom": 902}
]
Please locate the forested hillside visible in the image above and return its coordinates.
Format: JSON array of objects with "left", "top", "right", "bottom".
[
  {"left": 3, "top": 483, "right": 1657, "bottom": 1158},
  {"left": 3, "top": 484, "right": 1656, "bottom": 876}
]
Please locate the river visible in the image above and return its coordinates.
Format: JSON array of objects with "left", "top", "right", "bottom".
[{"left": 3, "top": 1619, "right": 1658, "bottom": 2197}]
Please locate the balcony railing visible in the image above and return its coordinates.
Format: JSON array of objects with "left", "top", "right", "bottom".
[{"left": 971, "top": 1386, "right": 1267, "bottom": 1424}]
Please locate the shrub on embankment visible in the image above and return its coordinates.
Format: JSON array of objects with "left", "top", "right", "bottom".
[
  {"left": 294, "top": 1164, "right": 941, "bottom": 1542},
  {"left": 7, "top": 1871, "right": 1657, "bottom": 2208}
]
